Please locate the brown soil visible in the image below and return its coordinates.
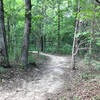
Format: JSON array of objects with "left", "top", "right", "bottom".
[{"left": 0, "top": 52, "right": 100, "bottom": 100}]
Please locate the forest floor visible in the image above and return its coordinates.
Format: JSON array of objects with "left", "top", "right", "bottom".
[{"left": 0, "top": 52, "right": 100, "bottom": 100}]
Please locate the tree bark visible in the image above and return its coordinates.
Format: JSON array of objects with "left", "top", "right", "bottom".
[
  {"left": 0, "top": 0, "right": 9, "bottom": 65},
  {"left": 41, "top": 36, "right": 45, "bottom": 52},
  {"left": 72, "top": 0, "right": 80, "bottom": 70},
  {"left": 21, "top": 0, "right": 31, "bottom": 65}
]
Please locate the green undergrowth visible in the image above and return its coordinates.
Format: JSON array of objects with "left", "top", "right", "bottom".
[
  {"left": 73, "top": 97, "right": 80, "bottom": 100},
  {"left": 45, "top": 43, "right": 72, "bottom": 54},
  {"left": 0, "top": 67, "right": 6, "bottom": 73},
  {"left": 81, "top": 72, "right": 100, "bottom": 80},
  {"left": 92, "top": 96, "right": 100, "bottom": 100}
]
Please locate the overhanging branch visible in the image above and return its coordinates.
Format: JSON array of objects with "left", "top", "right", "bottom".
[{"left": 95, "top": 0, "right": 100, "bottom": 3}]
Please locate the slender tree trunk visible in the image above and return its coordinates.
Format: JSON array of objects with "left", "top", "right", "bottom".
[
  {"left": 57, "top": 3, "right": 60, "bottom": 53},
  {"left": 7, "top": 17, "right": 10, "bottom": 51},
  {"left": 0, "top": 0, "right": 9, "bottom": 65},
  {"left": 41, "top": 36, "right": 44, "bottom": 52},
  {"left": 72, "top": 0, "right": 80, "bottom": 70},
  {"left": 6, "top": 17, "right": 11, "bottom": 62},
  {"left": 41, "top": 32, "right": 46, "bottom": 52},
  {"left": 36, "top": 29, "right": 41, "bottom": 60},
  {"left": 72, "top": 19, "right": 79, "bottom": 70},
  {"left": 40, "top": 6, "right": 47, "bottom": 52},
  {"left": 43, "top": 6, "right": 47, "bottom": 52},
  {"left": 21, "top": 0, "right": 31, "bottom": 65},
  {"left": 89, "top": 3, "right": 95, "bottom": 65}
]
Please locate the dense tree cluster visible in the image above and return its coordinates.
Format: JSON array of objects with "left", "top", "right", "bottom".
[{"left": 0, "top": 0, "right": 100, "bottom": 69}]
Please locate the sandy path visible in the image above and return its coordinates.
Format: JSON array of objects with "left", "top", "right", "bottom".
[{"left": 0, "top": 52, "right": 71, "bottom": 100}]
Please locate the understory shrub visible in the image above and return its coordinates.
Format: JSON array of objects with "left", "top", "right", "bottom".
[
  {"left": 0, "top": 67, "right": 5, "bottom": 73},
  {"left": 59, "top": 44, "right": 72, "bottom": 54}
]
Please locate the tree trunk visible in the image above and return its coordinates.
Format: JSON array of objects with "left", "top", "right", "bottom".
[
  {"left": 41, "top": 34, "right": 46, "bottom": 52},
  {"left": 72, "top": 0, "right": 80, "bottom": 70},
  {"left": 21, "top": 0, "right": 31, "bottom": 65},
  {"left": 57, "top": 3, "right": 60, "bottom": 53},
  {"left": 95, "top": 0, "right": 100, "bottom": 3},
  {"left": 89, "top": 3, "right": 95, "bottom": 65},
  {"left": 0, "top": 0, "right": 9, "bottom": 65},
  {"left": 6, "top": 17, "right": 11, "bottom": 62},
  {"left": 41, "top": 36, "right": 44, "bottom": 52},
  {"left": 7, "top": 17, "right": 10, "bottom": 44},
  {"left": 40, "top": 6, "right": 47, "bottom": 52}
]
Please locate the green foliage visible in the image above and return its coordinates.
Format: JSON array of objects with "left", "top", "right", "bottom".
[
  {"left": 28, "top": 54, "right": 37, "bottom": 63},
  {"left": 81, "top": 72, "right": 89, "bottom": 80},
  {"left": 94, "top": 62, "right": 100, "bottom": 71},
  {"left": 45, "top": 46, "right": 57, "bottom": 53},
  {"left": 92, "top": 96, "right": 100, "bottom": 100},
  {"left": 0, "top": 67, "right": 5, "bottom": 73},
  {"left": 84, "top": 53, "right": 90, "bottom": 65},
  {"left": 59, "top": 44, "right": 72, "bottom": 54},
  {"left": 73, "top": 96, "right": 80, "bottom": 100},
  {"left": 97, "top": 67, "right": 100, "bottom": 71},
  {"left": 2, "top": 0, "right": 100, "bottom": 65},
  {"left": 2, "top": 74, "right": 8, "bottom": 79},
  {"left": 76, "top": 31, "right": 90, "bottom": 38}
]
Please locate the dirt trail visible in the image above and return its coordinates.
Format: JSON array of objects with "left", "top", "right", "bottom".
[{"left": 0, "top": 52, "right": 71, "bottom": 100}]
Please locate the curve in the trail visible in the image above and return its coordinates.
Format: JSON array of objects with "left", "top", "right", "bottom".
[{"left": 0, "top": 52, "right": 71, "bottom": 100}]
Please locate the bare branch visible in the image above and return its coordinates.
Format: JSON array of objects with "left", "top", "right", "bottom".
[{"left": 79, "top": 48, "right": 90, "bottom": 50}]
